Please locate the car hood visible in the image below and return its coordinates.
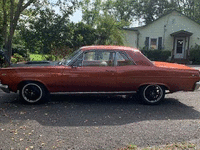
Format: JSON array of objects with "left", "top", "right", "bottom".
[
  {"left": 11, "top": 61, "right": 60, "bottom": 67},
  {"left": 154, "top": 61, "right": 196, "bottom": 70}
]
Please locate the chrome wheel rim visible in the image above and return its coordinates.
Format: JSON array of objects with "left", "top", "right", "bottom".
[
  {"left": 143, "top": 85, "right": 163, "bottom": 103},
  {"left": 22, "top": 83, "right": 42, "bottom": 103}
]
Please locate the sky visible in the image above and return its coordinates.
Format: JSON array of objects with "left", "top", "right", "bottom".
[
  {"left": 70, "top": 9, "right": 82, "bottom": 23},
  {"left": 50, "top": 0, "right": 82, "bottom": 23},
  {"left": 52, "top": 0, "right": 140, "bottom": 27},
  {"left": 68, "top": 8, "right": 140, "bottom": 27}
]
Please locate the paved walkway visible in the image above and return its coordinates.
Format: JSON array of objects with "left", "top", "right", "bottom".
[{"left": 187, "top": 65, "right": 200, "bottom": 70}]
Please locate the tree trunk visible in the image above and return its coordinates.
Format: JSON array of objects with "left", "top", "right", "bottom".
[
  {"left": 3, "top": 0, "right": 35, "bottom": 65},
  {"left": 5, "top": 33, "right": 14, "bottom": 65},
  {"left": 2, "top": 0, "right": 8, "bottom": 47},
  {"left": 4, "top": 0, "right": 14, "bottom": 65}
]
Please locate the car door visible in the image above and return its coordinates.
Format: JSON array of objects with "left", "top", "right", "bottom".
[
  {"left": 61, "top": 50, "right": 118, "bottom": 92},
  {"left": 115, "top": 51, "right": 147, "bottom": 91}
]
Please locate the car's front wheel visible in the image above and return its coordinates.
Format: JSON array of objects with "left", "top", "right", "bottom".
[
  {"left": 139, "top": 85, "right": 165, "bottom": 105},
  {"left": 19, "top": 82, "right": 47, "bottom": 104}
]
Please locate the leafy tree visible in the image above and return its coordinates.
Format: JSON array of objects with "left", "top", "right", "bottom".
[
  {"left": 170, "top": 0, "right": 200, "bottom": 23},
  {"left": 103, "top": 0, "right": 137, "bottom": 25},
  {"left": 81, "top": 0, "right": 126, "bottom": 45},
  {"left": 81, "top": 0, "right": 136, "bottom": 26},
  {"left": 20, "top": 6, "right": 74, "bottom": 54},
  {"left": 135, "top": 0, "right": 172, "bottom": 25},
  {"left": 72, "top": 22, "right": 97, "bottom": 48},
  {"left": 81, "top": 0, "right": 102, "bottom": 26},
  {"left": 0, "top": 0, "right": 78, "bottom": 64},
  {"left": 95, "top": 14, "right": 125, "bottom": 45},
  {"left": 135, "top": 0, "right": 200, "bottom": 25},
  {"left": 1, "top": 0, "right": 37, "bottom": 64}
]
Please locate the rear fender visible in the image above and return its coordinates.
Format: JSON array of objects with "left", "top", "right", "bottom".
[{"left": 138, "top": 82, "right": 170, "bottom": 91}]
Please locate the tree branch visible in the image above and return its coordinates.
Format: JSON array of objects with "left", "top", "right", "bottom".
[{"left": 21, "top": 0, "right": 36, "bottom": 12}]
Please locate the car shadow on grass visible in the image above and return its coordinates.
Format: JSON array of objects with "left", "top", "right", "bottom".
[{"left": 0, "top": 93, "right": 200, "bottom": 127}]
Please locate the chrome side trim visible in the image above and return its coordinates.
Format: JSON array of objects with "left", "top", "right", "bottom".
[
  {"left": 194, "top": 81, "right": 200, "bottom": 91},
  {"left": 0, "top": 83, "right": 10, "bottom": 93},
  {"left": 52, "top": 91, "right": 137, "bottom": 95}
]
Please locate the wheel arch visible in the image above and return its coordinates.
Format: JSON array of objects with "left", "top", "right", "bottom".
[
  {"left": 17, "top": 80, "right": 49, "bottom": 93},
  {"left": 138, "top": 83, "right": 167, "bottom": 105},
  {"left": 138, "top": 83, "right": 170, "bottom": 92}
]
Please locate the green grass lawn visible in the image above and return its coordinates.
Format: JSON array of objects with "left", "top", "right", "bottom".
[
  {"left": 29, "top": 54, "right": 48, "bottom": 61},
  {"left": 120, "top": 142, "right": 196, "bottom": 150}
]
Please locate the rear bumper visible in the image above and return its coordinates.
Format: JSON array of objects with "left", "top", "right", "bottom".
[
  {"left": 194, "top": 81, "right": 200, "bottom": 91},
  {"left": 0, "top": 82, "right": 10, "bottom": 93}
]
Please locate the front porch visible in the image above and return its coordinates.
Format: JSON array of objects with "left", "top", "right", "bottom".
[{"left": 170, "top": 30, "right": 193, "bottom": 64}]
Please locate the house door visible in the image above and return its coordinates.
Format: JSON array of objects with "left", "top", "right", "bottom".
[{"left": 174, "top": 38, "right": 185, "bottom": 59}]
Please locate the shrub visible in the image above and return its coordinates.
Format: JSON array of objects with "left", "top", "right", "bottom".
[
  {"left": 50, "top": 46, "right": 74, "bottom": 61},
  {"left": 11, "top": 57, "right": 18, "bottom": 64},
  {"left": 44, "top": 55, "right": 55, "bottom": 61},
  {"left": 189, "top": 44, "right": 200, "bottom": 64},
  {"left": 12, "top": 45, "right": 28, "bottom": 58},
  {"left": 11, "top": 53, "right": 26, "bottom": 64},
  {"left": 141, "top": 49, "right": 171, "bottom": 62}
]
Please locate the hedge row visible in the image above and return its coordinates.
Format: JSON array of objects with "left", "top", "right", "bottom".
[
  {"left": 141, "top": 49, "right": 171, "bottom": 62},
  {"left": 189, "top": 45, "right": 200, "bottom": 64},
  {"left": 3, "top": 46, "right": 200, "bottom": 65}
]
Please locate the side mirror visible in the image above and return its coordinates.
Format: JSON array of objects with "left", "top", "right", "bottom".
[
  {"left": 71, "top": 65, "right": 77, "bottom": 69},
  {"left": 71, "top": 62, "right": 82, "bottom": 68}
]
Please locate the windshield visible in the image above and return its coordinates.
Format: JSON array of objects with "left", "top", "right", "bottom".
[{"left": 60, "top": 49, "right": 81, "bottom": 65}]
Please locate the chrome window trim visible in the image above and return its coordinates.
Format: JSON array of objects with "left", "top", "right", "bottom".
[
  {"left": 70, "top": 49, "right": 117, "bottom": 67},
  {"left": 116, "top": 51, "right": 136, "bottom": 66}
]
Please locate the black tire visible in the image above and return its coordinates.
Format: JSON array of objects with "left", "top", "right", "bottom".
[
  {"left": 19, "top": 82, "right": 48, "bottom": 104},
  {"left": 139, "top": 85, "right": 165, "bottom": 105}
]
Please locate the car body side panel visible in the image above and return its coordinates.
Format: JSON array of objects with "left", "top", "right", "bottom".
[
  {"left": 61, "top": 66, "right": 118, "bottom": 92},
  {"left": 0, "top": 46, "right": 200, "bottom": 95},
  {"left": 116, "top": 65, "right": 200, "bottom": 92},
  {"left": 0, "top": 66, "right": 66, "bottom": 92}
]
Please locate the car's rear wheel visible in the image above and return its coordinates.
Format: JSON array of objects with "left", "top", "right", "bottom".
[
  {"left": 139, "top": 85, "right": 165, "bottom": 105},
  {"left": 19, "top": 82, "right": 47, "bottom": 104}
]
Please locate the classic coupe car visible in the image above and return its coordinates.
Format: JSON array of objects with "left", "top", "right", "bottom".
[{"left": 0, "top": 45, "right": 200, "bottom": 104}]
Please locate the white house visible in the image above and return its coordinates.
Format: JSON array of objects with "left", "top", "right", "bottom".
[{"left": 124, "top": 10, "right": 200, "bottom": 62}]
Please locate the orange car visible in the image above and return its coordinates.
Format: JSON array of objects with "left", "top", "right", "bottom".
[{"left": 0, "top": 45, "right": 200, "bottom": 104}]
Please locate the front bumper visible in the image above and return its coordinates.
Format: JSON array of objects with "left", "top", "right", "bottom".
[
  {"left": 194, "top": 81, "right": 200, "bottom": 91},
  {"left": 0, "top": 82, "right": 10, "bottom": 93}
]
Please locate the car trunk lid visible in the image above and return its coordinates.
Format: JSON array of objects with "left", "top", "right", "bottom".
[{"left": 154, "top": 61, "right": 197, "bottom": 70}]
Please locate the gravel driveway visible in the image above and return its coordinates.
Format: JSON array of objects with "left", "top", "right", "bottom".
[{"left": 0, "top": 90, "right": 200, "bottom": 150}]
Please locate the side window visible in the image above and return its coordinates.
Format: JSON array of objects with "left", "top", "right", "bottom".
[
  {"left": 84, "top": 51, "right": 95, "bottom": 61},
  {"left": 116, "top": 52, "right": 134, "bottom": 66},
  {"left": 72, "top": 53, "right": 83, "bottom": 67},
  {"left": 82, "top": 50, "right": 115, "bottom": 67}
]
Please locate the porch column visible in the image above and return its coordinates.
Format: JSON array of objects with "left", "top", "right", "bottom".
[
  {"left": 171, "top": 36, "right": 176, "bottom": 59},
  {"left": 187, "top": 36, "right": 190, "bottom": 60}
]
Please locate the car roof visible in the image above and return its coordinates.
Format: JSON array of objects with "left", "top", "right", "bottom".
[{"left": 80, "top": 45, "right": 140, "bottom": 52}]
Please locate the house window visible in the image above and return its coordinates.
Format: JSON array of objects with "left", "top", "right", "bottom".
[
  {"left": 145, "top": 37, "right": 162, "bottom": 50},
  {"left": 150, "top": 38, "right": 157, "bottom": 49}
]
